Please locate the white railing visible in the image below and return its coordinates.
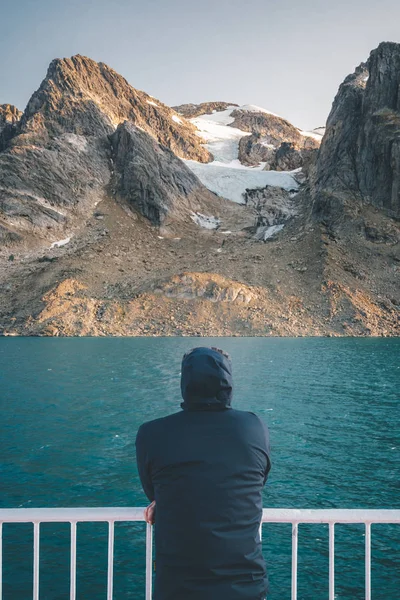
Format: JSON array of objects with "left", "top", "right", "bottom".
[{"left": 0, "top": 507, "right": 399, "bottom": 600}]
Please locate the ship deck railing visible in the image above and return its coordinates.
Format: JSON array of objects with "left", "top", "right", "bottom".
[{"left": 0, "top": 507, "right": 399, "bottom": 600}]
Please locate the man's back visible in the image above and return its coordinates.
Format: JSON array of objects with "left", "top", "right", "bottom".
[{"left": 136, "top": 347, "right": 271, "bottom": 600}]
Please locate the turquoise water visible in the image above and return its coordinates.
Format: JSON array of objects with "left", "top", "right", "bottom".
[{"left": 0, "top": 337, "right": 399, "bottom": 600}]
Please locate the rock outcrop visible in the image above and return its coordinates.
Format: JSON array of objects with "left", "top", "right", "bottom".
[
  {"left": 238, "top": 134, "right": 317, "bottom": 171},
  {"left": 315, "top": 42, "right": 400, "bottom": 221},
  {"left": 111, "top": 122, "right": 221, "bottom": 225},
  {"left": 0, "top": 104, "right": 22, "bottom": 151},
  {"left": 234, "top": 109, "right": 319, "bottom": 170},
  {"left": 244, "top": 186, "right": 298, "bottom": 240},
  {"left": 152, "top": 272, "right": 255, "bottom": 304},
  {"left": 173, "top": 102, "right": 238, "bottom": 119},
  {"left": 0, "top": 104, "right": 22, "bottom": 127},
  {"left": 230, "top": 108, "right": 304, "bottom": 141},
  {"left": 238, "top": 133, "right": 276, "bottom": 166}
]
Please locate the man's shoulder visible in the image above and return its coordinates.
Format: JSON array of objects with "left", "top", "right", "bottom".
[
  {"left": 230, "top": 409, "right": 270, "bottom": 437},
  {"left": 136, "top": 411, "right": 183, "bottom": 436},
  {"left": 230, "top": 408, "right": 267, "bottom": 425}
]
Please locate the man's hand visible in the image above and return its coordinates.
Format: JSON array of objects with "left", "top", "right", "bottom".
[{"left": 144, "top": 500, "right": 156, "bottom": 525}]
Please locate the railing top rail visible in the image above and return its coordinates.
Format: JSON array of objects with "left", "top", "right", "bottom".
[
  {"left": 0, "top": 507, "right": 399, "bottom": 524},
  {"left": 0, "top": 507, "right": 145, "bottom": 523},
  {"left": 261, "top": 508, "right": 400, "bottom": 524}
]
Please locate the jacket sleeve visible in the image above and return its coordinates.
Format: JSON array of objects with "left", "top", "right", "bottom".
[
  {"left": 261, "top": 419, "right": 272, "bottom": 485},
  {"left": 135, "top": 424, "right": 155, "bottom": 502}
]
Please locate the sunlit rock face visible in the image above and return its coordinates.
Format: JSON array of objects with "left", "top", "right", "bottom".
[{"left": 18, "top": 55, "right": 211, "bottom": 162}]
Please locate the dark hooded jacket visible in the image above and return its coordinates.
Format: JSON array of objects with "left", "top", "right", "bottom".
[{"left": 135, "top": 347, "right": 271, "bottom": 600}]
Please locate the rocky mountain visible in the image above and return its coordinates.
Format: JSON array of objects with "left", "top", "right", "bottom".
[
  {"left": 0, "top": 48, "right": 398, "bottom": 337},
  {"left": 0, "top": 55, "right": 214, "bottom": 244},
  {"left": 314, "top": 42, "right": 400, "bottom": 221}
]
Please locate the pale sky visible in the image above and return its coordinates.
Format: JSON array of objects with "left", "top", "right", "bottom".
[{"left": 1, "top": 0, "right": 400, "bottom": 130}]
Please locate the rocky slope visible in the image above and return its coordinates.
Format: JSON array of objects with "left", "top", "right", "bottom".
[
  {"left": 0, "top": 192, "right": 398, "bottom": 337},
  {"left": 314, "top": 42, "right": 400, "bottom": 221},
  {"left": 0, "top": 48, "right": 399, "bottom": 337}
]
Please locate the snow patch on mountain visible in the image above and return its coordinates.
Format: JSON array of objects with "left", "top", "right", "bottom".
[
  {"left": 185, "top": 106, "right": 300, "bottom": 203},
  {"left": 191, "top": 108, "right": 247, "bottom": 162},
  {"left": 190, "top": 212, "right": 220, "bottom": 229},
  {"left": 255, "top": 224, "right": 285, "bottom": 241},
  {"left": 186, "top": 160, "right": 299, "bottom": 204},
  {"left": 298, "top": 129, "right": 323, "bottom": 141},
  {"left": 50, "top": 237, "right": 71, "bottom": 249},
  {"left": 239, "top": 104, "right": 283, "bottom": 118}
]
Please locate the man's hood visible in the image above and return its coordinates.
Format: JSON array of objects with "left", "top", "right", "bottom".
[{"left": 180, "top": 347, "right": 233, "bottom": 411}]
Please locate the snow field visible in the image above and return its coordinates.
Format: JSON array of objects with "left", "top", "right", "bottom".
[{"left": 186, "top": 106, "right": 300, "bottom": 204}]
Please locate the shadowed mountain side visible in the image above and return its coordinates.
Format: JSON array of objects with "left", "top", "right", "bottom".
[
  {"left": 314, "top": 42, "right": 400, "bottom": 221},
  {"left": 0, "top": 134, "right": 110, "bottom": 239},
  {"left": 110, "top": 122, "right": 242, "bottom": 226}
]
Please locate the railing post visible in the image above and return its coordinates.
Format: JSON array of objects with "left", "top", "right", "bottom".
[
  {"left": 33, "top": 522, "right": 40, "bottom": 600},
  {"left": 365, "top": 523, "right": 371, "bottom": 600},
  {"left": 70, "top": 522, "right": 77, "bottom": 600},
  {"left": 0, "top": 522, "right": 2, "bottom": 600},
  {"left": 145, "top": 523, "right": 153, "bottom": 600},
  {"left": 291, "top": 523, "right": 298, "bottom": 600},
  {"left": 107, "top": 521, "right": 115, "bottom": 600},
  {"left": 329, "top": 523, "right": 335, "bottom": 600}
]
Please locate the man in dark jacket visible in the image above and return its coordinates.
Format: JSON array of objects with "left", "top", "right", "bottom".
[{"left": 135, "top": 346, "right": 271, "bottom": 600}]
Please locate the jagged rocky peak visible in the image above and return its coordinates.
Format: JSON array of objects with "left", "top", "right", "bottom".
[
  {"left": 315, "top": 42, "right": 400, "bottom": 220},
  {"left": 0, "top": 55, "right": 219, "bottom": 245},
  {"left": 110, "top": 121, "right": 224, "bottom": 226},
  {"left": 173, "top": 102, "right": 239, "bottom": 119},
  {"left": 18, "top": 54, "right": 211, "bottom": 162}
]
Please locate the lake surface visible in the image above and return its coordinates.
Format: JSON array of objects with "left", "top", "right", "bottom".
[{"left": 0, "top": 337, "right": 399, "bottom": 600}]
